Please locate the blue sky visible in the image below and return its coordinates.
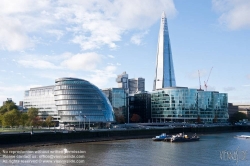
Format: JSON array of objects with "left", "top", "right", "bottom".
[{"left": 0, "top": 0, "right": 250, "bottom": 105}]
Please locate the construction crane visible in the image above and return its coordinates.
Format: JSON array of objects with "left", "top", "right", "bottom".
[
  {"left": 204, "top": 67, "right": 213, "bottom": 91},
  {"left": 198, "top": 70, "right": 201, "bottom": 90}
]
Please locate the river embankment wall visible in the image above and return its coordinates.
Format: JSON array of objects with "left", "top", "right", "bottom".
[{"left": 0, "top": 126, "right": 249, "bottom": 146}]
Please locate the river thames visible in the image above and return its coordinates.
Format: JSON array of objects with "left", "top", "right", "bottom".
[{"left": 1, "top": 132, "right": 250, "bottom": 166}]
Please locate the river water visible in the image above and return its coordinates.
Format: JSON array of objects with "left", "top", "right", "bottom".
[{"left": 1, "top": 132, "right": 250, "bottom": 166}]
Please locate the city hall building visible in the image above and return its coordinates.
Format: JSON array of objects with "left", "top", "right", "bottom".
[{"left": 23, "top": 77, "right": 115, "bottom": 128}]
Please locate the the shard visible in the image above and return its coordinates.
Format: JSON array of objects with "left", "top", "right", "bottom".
[{"left": 153, "top": 12, "right": 176, "bottom": 90}]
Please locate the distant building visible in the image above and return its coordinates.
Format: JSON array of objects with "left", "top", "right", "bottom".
[
  {"left": 116, "top": 72, "right": 128, "bottom": 90},
  {"left": 151, "top": 87, "right": 228, "bottom": 123},
  {"left": 236, "top": 104, "right": 250, "bottom": 119},
  {"left": 128, "top": 78, "right": 145, "bottom": 94},
  {"left": 116, "top": 71, "right": 145, "bottom": 95},
  {"left": 228, "top": 103, "right": 239, "bottom": 117}
]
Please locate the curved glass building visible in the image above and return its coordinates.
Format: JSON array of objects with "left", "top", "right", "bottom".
[
  {"left": 151, "top": 87, "right": 228, "bottom": 123},
  {"left": 54, "top": 78, "right": 115, "bottom": 127}
]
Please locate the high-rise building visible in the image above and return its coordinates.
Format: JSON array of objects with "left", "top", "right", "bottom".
[
  {"left": 128, "top": 77, "right": 145, "bottom": 94},
  {"left": 116, "top": 72, "right": 128, "bottom": 90},
  {"left": 153, "top": 12, "right": 176, "bottom": 90}
]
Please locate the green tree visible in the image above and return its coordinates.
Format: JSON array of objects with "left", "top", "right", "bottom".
[
  {"left": 27, "top": 108, "right": 39, "bottom": 127},
  {"left": 19, "top": 113, "right": 29, "bottom": 128},
  {"left": 45, "top": 116, "right": 53, "bottom": 128},
  {"left": 0, "top": 101, "right": 18, "bottom": 115},
  {"left": 0, "top": 114, "right": 3, "bottom": 127},
  {"left": 27, "top": 108, "right": 39, "bottom": 120},
  {"left": 3, "top": 109, "right": 20, "bottom": 128}
]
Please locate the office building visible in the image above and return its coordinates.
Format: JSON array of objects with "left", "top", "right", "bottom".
[
  {"left": 102, "top": 88, "right": 128, "bottom": 123},
  {"left": 116, "top": 72, "right": 129, "bottom": 90},
  {"left": 128, "top": 78, "right": 145, "bottom": 94},
  {"left": 153, "top": 12, "right": 176, "bottom": 90},
  {"left": 151, "top": 87, "right": 228, "bottom": 123},
  {"left": 23, "top": 86, "right": 59, "bottom": 121},
  {"left": 131, "top": 91, "right": 151, "bottom": 123}
]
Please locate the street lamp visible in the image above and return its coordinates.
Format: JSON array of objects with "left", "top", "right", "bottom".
[
  {"left": 31, "top": 126, "right": 33, "bottom": 135},
  {"left": 84, "top": 115, "right": 86, "bottom": 130}
]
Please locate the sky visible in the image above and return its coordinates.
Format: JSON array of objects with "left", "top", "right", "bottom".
[{"left": 0, "top": 0, "right": 250, "bottom": 106}]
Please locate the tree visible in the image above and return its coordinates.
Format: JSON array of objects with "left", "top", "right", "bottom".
[
  {"left": 115, "top": 115, "right": 125, "bottom": 124},
  {"left": 19, "top": 113, "right": 29, "bottom": 128},
  {"left": 197, "top": 115, "right": 202, "bottom": 123},
  {"left": 229, "top": 112, "right": 248, "bottom": 124},
  {"left": 27, "top": 108, "right": 39, "bottom": 120},
  {"left": 45, "top": 116, "right": 54, "bottom": 128},
  {"left": 0, "top": 100, "right": 18, "bottom": 115},
  {"left": 3, "top": 109, "right": 20, "bottom": 128},
  {"left": 130, "top": 114, "right": 141, "bottom": 123},
  {"left": 30, "top": 116, "right": 42, "bottom": 128},
  {"left": 27, "top": 108, "right": 39, "bottom": 127},
  {"left": 213, "top": 115, "right": 218, "bottom": 123},
  {"left": 0, "top": 114, "right": 3, "bottom": 127}
]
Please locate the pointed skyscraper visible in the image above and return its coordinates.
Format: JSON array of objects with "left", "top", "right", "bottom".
[{"left": 153, "top": 12, "right": 176, "bottom": 90}]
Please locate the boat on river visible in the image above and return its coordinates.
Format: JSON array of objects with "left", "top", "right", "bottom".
[
  {"left": 166, "top": 133, "right": 200, "bottom": 142},
  {"left": 235, "top": 135, "right": 250, "bottom": 139},
  {"left": 152, "top": 133, "right": 172, "bottom": 141}
]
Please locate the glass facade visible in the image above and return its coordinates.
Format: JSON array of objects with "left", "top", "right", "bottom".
[
  {"left": 151, "top": 87, "right": 228, "bottom": 123},
  {"left": 102, "top": 88, "right": 127, "bottom": 123},
  {"left": 23, "top": 86, "right": 59, "bottom": 121},
  {"left": 55, "top": 78, "right": 115, "bottom": 126},
  {"left": 153, "top": 12, "right": 176, "bottom": 90},
  {"left": 23, "top": 78, "right": 115, "bottom": 127}
]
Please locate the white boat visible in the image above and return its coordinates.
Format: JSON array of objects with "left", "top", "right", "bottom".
[{"left": 235, "top": 135, "right": 250, "bottom": 139}]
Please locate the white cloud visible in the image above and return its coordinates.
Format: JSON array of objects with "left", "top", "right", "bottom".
[
  {"left": 0, "top": 0, "right": 177, "bottom": 51},
  {"left": 87, "top": 65, "right": 117, "bottom": 88},
  {"left": 107, "top": 55, "right": 115, "bottom": 58},
  {"left": 18, "top": 59, "right": 60, "bottom": 69},
  {"left": 61, "top": 52, "right": 102, "bottom": 71},
  {"left": 212, "top": 0, "right": 250, "bottom": 30},
  {"left": 47, "top": 30, "right": 64, "bottom": 40},
  {"left": 130, "top": 31, "right": 148, "bottom": 45}
]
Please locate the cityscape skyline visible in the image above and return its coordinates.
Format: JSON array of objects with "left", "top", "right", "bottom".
[{"left": 0, "top": 1, "right": 250, "bottom": 105}]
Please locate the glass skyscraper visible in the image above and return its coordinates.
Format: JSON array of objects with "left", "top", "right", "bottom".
[{"left": 153, "top": 12, "right": 176, "bottom": 90}]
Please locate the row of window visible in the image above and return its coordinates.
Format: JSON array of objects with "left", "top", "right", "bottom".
[
  {"left": 57, "top": 105, "right": 105, "bottom": 110},
  {"left": 55, "top": 85, "right": 92, "bottom": 90},
  {"left": 54, "top": 95, "right": 102, "bottom": 100},
  {"left": 55, "top": 100, "right": 103, "bottom": 105},
  {"left": 54, "top": 90, "right": 98, "bottom": 95}
]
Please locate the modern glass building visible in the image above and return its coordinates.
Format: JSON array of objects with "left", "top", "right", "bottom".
[
  {"left": 151, "top": 87, "right": 228, "bottom": 123},
  {"left": 153, "top": 12, "right": 176, "bottom": 90},
  {"left": 132, "top": 91, "right": 151, "bottom": 123},
  {"left": 54, "top": 78, "right": 115, "bottom": 127},
  {"left": 24, "top": 78, "right": 115, "bottom": 127},
  {"left": 23, "top": 86, "right": 59, "bottom": 122},
  {"left": 102, "top": 88, "right": 127, "bottom": 123}
]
